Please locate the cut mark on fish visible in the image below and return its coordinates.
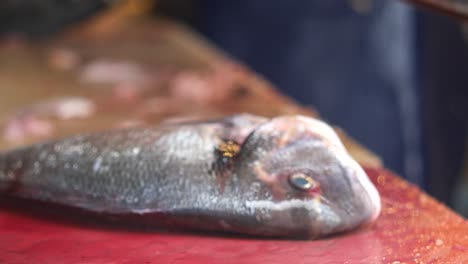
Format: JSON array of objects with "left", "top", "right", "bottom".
[
  {"left": 212, "top": 139, "right": 241, "bottom": 193},
  {"left": 217, "top": 140, "right": 240, "bottom": 158}
]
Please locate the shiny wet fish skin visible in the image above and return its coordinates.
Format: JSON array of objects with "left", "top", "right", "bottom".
[{"left": 0, "top": 114, "right": 380, "bottom": 238}]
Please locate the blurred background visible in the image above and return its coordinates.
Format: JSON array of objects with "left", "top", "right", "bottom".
[{"left": 0, "top": 0, "right": 466, "bottom": 216}]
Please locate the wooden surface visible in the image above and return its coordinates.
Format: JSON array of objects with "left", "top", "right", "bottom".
[{"left": 0, "top": 16, "right": 467, "bottom": 263}]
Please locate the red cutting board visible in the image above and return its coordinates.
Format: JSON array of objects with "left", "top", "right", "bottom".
[{"left": 1, "top": 168, "right": 467, "bottom": 264}]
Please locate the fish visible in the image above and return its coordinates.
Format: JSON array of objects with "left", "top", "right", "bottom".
[{"left": 0, "top": 114, "right": 381, "bottom": 238}]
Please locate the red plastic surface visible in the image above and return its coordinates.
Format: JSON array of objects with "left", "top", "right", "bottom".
[{"left": 0, "top": 168, "right": 467, "bottom": 264}]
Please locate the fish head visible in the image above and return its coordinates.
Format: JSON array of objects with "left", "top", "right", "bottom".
[{"left": 233, "top": 115, "right": 381, "bottom": 238}]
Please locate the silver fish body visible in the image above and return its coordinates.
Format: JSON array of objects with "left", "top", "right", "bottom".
[{"left": 0, "top": 114, "right": 380, "bottom": 238}]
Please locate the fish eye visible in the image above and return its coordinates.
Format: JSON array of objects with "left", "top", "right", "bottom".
[{"left": 288, "top": 173, "right": 317, "bottom": 191}]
